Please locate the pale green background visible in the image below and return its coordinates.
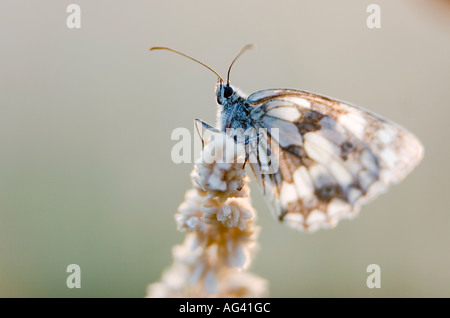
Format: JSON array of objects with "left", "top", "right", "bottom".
[{"left": 0, "top": 0, "right": 449, "bottom": 297}]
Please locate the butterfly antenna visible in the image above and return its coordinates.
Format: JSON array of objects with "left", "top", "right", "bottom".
[
  {"left": 150, "top": 46, "right": 224, "bottom": 82},
  {"left": 226, "top": 44, "right": 255, "bottom": 86}
]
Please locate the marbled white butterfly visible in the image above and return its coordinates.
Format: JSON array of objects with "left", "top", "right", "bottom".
[{"left": 151, "top": 45, "right": 423, "bottom": 232}]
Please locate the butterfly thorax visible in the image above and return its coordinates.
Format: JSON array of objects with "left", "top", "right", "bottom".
[{"left": 218, "top": 97, "right": 254, "bottom": 132}]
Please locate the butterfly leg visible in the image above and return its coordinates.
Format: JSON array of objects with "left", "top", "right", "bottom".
[
  {"left": 194, "top": 118, "right": 221, "bottom": 149},
  {"left": 240, "top": 133, "right": 264, "bottom": 169}
]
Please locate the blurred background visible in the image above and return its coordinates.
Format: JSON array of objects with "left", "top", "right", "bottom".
[{"left": 0, "top": 0, "right": 449, "bottom": 297}]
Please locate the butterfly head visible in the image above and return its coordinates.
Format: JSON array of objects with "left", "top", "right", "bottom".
[{"left": 215, "top": 80, "right": 236, "bottom": 105}]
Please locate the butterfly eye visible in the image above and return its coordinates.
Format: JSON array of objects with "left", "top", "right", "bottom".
[{"left": 223, "top": 86, "right": 234, "bottom": 98}]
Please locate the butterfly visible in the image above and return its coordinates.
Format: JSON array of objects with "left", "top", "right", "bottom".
[{"left": 151, "top": 45, "right": 424, "bottom": 232}]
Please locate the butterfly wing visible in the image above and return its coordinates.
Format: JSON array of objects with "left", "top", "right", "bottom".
[{"left": 246, "top": 89, "right": 423, "bottom": 232}]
